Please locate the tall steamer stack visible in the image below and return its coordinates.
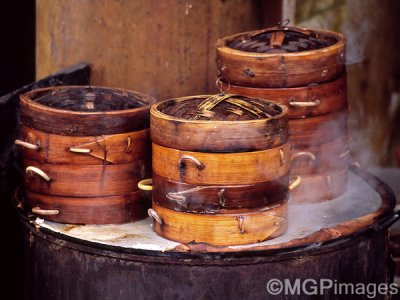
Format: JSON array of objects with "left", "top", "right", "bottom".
[
  {"left": 216, "top": 24, "right": 349, "bottom": 203},
  {"left": 148, "top": 94, "right": 290, "bottom": 246}
]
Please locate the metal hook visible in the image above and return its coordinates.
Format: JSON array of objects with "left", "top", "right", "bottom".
[
  {"left": 215, "top": 77, "right": 230, "bottom": 95},
  {"left": 32, "top": 207, "right": 59, "bottom": 216},
  {"left": 138, "top": 178, "right": 153, "bottom": 191},
  {"left": 291, "top": 151, "right": 316, "bottom": 164},
  {"left": 148, "top": 208, "right": 162, "bottom": 225},
  {"left": 326, "top": 175, "right": 333, "bottom": 199},
  {"left": 218, "top": 189, "right": 226, "bottom": 207},
  {"left": 15, "top": 139, "right": 40, "bottom": 151},
  {"left": 289, "top": 176, "right": 302, "bottom": 191},
  {"left": 179, "top": 155, "right": 205, "bottom": 170},
  {"left": 126, "top": 136, "right": 133, "bottom": 152},
  {"left": 237, "top": 216, "right": 245, "bottom": 234},
  {"left": 26, "top": 166, "right": 51, "bottom": 182},
  {"left": 278, "top": 19, "right": 290, "bottom": 28},
  {"left": 279, "top": 148, "right": 286, "bottom": 166},
  {"left": 166, "top": 192, "right": 187, "bottom": 203}
]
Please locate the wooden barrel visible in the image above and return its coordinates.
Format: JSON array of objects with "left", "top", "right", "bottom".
[
  {"left": 21, "top": 167, "right": 399, "bottom": 299},
  {"left": 216, "top": 26, "right": 348, "bottom": 203},
  {"left": 17, "top": 86, "right": 156, "bottom": 224},
  {"left": 148, "top": 94, "right": 290, "bottom": 245},
  {"left": 216, "top": 26, "right": 346, "bottom": 88}
]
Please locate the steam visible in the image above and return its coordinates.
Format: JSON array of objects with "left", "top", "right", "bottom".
[
  {"left": 343, "top": 20, "right": 370, "bottom": 65},
  {"left": 289, "top": 109, "right": 351, "bottom": 203}
]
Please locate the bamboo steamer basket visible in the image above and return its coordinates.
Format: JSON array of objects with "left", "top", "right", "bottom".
[
  {"left": 221, "top": 74, "right": 347, "bottom": 118},
  {"left": 151, "top": 201, "right": 288, "bottom": 246},
  {"left": 151, "top": 173, "right": 288, "bottom": 213},
  {"left": 17, "top": 86, "right": 156, "bottom": 224},
  {"left": 25, "top": 190, "right": 148, "bottom": 224},
  {"left": 150, "top": 95, "right": 288, "bottom": 152},
  {"left": 152, "top": 143, "right": 290, "bottom": 185},
  {"left": 216, "top": 24, "right": 346, "bottom": 88},
  {"left": 141, "top": 94, "right": 298, "bottom": 246}
]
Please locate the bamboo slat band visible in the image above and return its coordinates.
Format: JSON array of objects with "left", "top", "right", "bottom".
[
  {"left": 26, "top": 189, "right": 149, "bottom": 224},
  {"left": 24, "top": 158, "right": 151, "bottom": 197},
  {"left": 19, "top": 125, "right": 150, "bottom": 164},
  {"left": 288, "top": 109, "right": 348, "bottom": 146},
  {"left": 152, "top": 172, "right": 288, "bottom": 213},
  {"left": 221, "top": 75, "right": 347, "bottom": 119},
  {"left": 152, "top": 202, "right": 288, "bottom": 246},
  {"left": 290, "top": 134, "right": 350, "bottom": 174},
  {"left": 152, "top": 143, "right": 290, "bottom": 185}
]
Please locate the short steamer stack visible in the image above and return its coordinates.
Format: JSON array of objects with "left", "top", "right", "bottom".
[
  {"left": 147, "top": 94, "right": 290, "bottom": 246},
  {"left": 216, "top": 23, "right": 349, "bottom": 203},
  {"left": 17, "top": 86, "right": 155, "bottom": 224}
]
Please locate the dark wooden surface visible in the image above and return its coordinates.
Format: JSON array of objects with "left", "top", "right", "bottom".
[{"left": 36, "top": 0, "right": 269, "bottom": 100}]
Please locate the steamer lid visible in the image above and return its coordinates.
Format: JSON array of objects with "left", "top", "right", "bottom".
[
  {"left": 227, "top": 25, "right": 337, "bottom": 54},
  {"left": 33, "top": 86, "right": 146, "bottom": 112},
  {"left": 159, "top": 94, "right": 283, "bottom": 121}
]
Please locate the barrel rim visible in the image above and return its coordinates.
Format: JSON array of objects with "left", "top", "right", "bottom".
[{"left": 20, "top": 166, "right": 397, "bottom": 262}]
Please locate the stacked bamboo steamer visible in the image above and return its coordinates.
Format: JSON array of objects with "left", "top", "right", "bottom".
[
  {"left": 216, "top": 23, "right": 349, "bottom": 204},
  {"left": 145, "top": 94, "right": 291, "bottom": 246},
  {"left": 17, "top": 86, "right": 155, "bottom": 224}
]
